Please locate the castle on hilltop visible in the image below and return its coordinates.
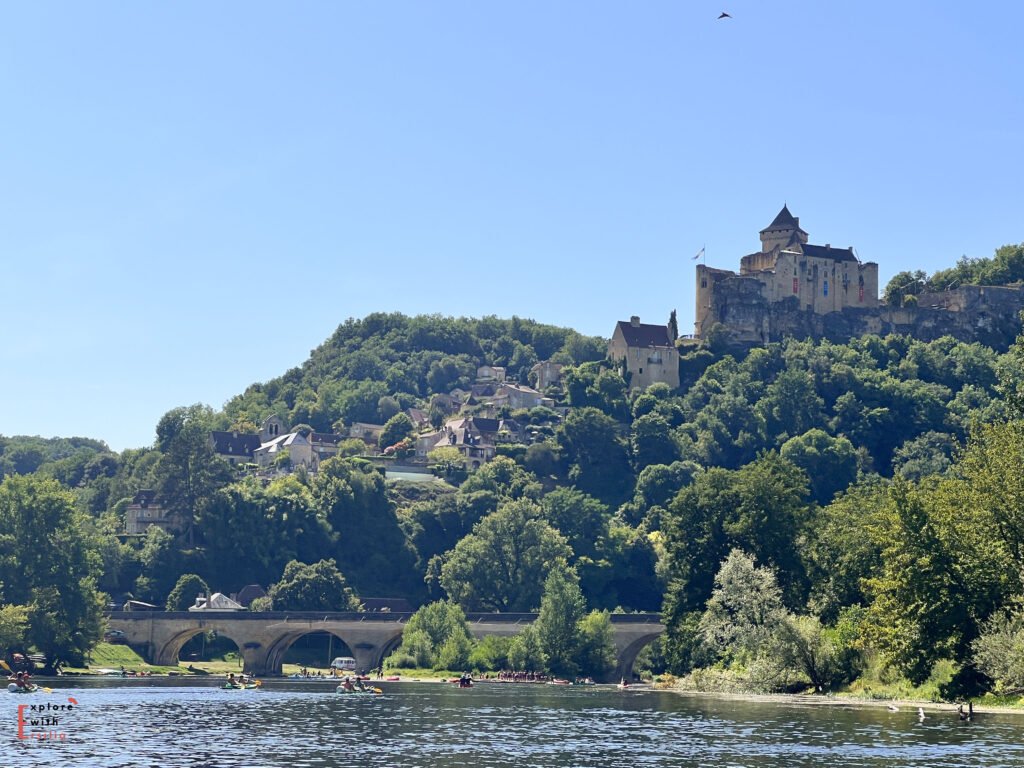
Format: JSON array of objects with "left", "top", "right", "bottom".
[{"left": 694, "top": 206, "right": 1024, "bottom": 349}]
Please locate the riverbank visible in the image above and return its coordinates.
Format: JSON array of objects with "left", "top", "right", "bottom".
[{"left": 660, "top": 682, "right": 1024, "bottom": 717}]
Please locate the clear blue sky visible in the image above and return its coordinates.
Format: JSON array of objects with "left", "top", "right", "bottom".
[{"left": 3, "top": 1, "right": 1022, "bottom": 452}]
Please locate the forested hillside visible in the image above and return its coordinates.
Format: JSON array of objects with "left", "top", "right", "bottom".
[
  {"left": 5, "top": 304, "right": 1024, "bottom": 695},
  {"left": 219, "top": 313, "right": 607, "bottom": 433}
]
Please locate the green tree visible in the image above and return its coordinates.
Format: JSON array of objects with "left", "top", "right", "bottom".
[
  {"left": 428, "top": 446, "right": 467, "bottom": 483},
  {"left": 154, "top": 404, "right": 232, "bottom": 545},
  {"left": 379, "top": 412, "right": 415, "bottom": 451},
  {"left": 468, "top": 635, "right": 513, "bottom": 671},
  {"left": 862, "top": 479, "right": 975, "bottom": 684},
  {"left": 803, "top": 480, "right": 887, "bottom": 623},
  {"left": 459, "top": 456, "right": 541, "bottom": 500},
  {"left": 438, "top": 499, "right": 572, "bottom": 611},
  {"left": 534, "top": 567, "right": 586, "bottom": 676},
  {"left": 0, "top": 604, "right": 28, "bottom": 654},
  {"left": 265, "top": 559, "right": 361, "bottom": 611},
  {"left": 891, "top": 431, "right": 958, "bottom": 481},
  {"left": 699, "top": 549, "right": 788, "bottom": 666},
  {"left": 756, "top": 369, "right": 826, "bottom": 443},
  {"left": 557, "top": 407, "right": 632, "bottom": 503},
  {"left": 631, "top": 413, "right": 680, "bottom": 471},
  {"left": 133, "top": 526, "right": 186, "bottom": 603},
  {"left": 662, "top": 452, "right": 810, "bottom": 622},
  {"left": 313, "top": 458, "right": 421, "bottom": 599},
  {"left": 883, "top": 270, "right": 927, "bottom": 306},
  {"left": 575, "top": 610, "right": 617, "bottom": 680},
  {"left": 390, "top": 600, "right": 474, "bottom": 670},
  {"left": 0, "top": 475, "right": 105, "bottom": 665},
  {"left": 779, "top": 429, "right": 858, "bottom": 505},
  {"left": 972, "top": 605, "right": 1024, "bottom": 693},
  {"left": 539, "top": 488, "right": 610, "bottom": 562},
  {"left": 508, "top": 624, "right": 547, "bottom": 671},
  {"left": 166, "top": 574, "right": 210, "bottom": 612},
  {"left": 619, "top": 461, "right": 700, "bottom": 528},
  {"left": 198, "top": 476, "right": 334, "bottom": 592}
]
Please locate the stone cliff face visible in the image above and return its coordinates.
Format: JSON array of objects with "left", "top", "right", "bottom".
[{"left": 707, "top": 282, "right": 1024, "bottom": 350}]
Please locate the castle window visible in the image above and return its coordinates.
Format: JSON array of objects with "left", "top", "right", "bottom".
[
  {"left": 701, "top": 278, "right": 707, "bottom": 288},
  {"left": 823, "top": 280, "right": 829, "bottom": 297},
  {"left": 639, "top": 368, "right": 643, "bottom": 375}
]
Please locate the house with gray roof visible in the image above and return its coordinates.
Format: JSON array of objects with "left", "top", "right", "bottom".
[{"left": 210, "top": 430, "right": 261, "bottom": 466}]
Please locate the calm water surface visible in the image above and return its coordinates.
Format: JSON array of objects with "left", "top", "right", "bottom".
[{"left": 2, "top": 678, "right": 1020, "bottom": 767}]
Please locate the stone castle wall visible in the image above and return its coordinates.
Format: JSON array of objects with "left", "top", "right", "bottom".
[{"left": 703, "top": 281, "right": 1024, "bottom": 350}]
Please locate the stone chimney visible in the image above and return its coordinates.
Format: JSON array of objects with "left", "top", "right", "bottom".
[{"left": 630, "top": 316, "right": 640, "bottom": 327}]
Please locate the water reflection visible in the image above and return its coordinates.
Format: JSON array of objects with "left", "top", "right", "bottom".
[{"left": 1, "top": 680, "right": 1020, "bottom": 767}]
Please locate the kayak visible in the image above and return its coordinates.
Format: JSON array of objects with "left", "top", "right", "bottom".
[
  {"left": 223, "top": 682, "right": 261, "bottom": 690},
  {"left": 336, "top": 686, "right": 382, "bottom": 695},
  {"left": 7, "top": 683, "right": 37, "bottom": 694}
]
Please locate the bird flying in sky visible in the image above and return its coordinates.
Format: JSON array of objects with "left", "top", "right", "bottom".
[{"left": 718, "top": 12, "right": 732, "bottom": 19}]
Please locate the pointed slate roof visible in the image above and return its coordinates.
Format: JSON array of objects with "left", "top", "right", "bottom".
[{"left": 760, "top": 204, "right": 806, "bottom": 234}]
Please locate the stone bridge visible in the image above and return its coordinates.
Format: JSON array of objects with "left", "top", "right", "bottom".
[{"left": 107, "top": 611, "right": 663, "bottom": 681}]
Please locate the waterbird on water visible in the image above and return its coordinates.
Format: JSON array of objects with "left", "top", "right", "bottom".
[
  {"left": 918, "top": 707, "right": 925, "bottom": 721},
  {"left": 887, "top": 704, "right": 900, "bottom": 712}
]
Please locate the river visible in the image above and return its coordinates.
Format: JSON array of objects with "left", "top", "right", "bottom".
[{"left": 3, "top": 678, "right": 1022, "bottom": 767}]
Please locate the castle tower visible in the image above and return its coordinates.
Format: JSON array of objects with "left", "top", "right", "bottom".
[{"left": 758, "top": 204, "right": 808, "bottom": 255}]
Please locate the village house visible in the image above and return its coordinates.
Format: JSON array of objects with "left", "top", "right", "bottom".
[
  {"left": 495, "top": 383, "right": 551, "bottom": 410},
  {"left": 254, "top": 428, "right": 346, "bottom": 472},
  {"left": 210, "top": 430, "right": 261, "bottom": 466},
  {"left": 125, "top": 489, "right": 180, "bottom": 535},
  {"left": 414, "top": 416, "right": 525, "bottom": 468},
  {"left": 476, "top": 365, "right": 507, "bottom": 383},
  {"left": 348, "top": 422, "right": 386, "bottom": 447},
  {"left": 530, "top": 360, "right": 564, "bottom": 390},
  {"left": 189, "top": 592, "right": 244, "bottom": 611},
  {"left": 608, "top": 316, "right": 681, "bottom": 391}
]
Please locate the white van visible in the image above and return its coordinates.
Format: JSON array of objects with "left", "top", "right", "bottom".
[{"left": 330, "top": 656, "right": 357, "bottom": 672}]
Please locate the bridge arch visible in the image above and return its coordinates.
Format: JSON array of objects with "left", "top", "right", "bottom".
[
  {"left": 260, "top": 625, "right": 406, "bottom": 676},
  {"left": 153, "top": 625, "right": 248, "bottom": 669},
  {"left": 263, "top": 630, "right": 351, "bottom": 675},
  {"left": 614, "top": 631, "right": 663, "bottom": 681}
]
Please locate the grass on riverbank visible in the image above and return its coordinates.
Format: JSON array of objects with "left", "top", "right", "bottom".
[{"left": 62, "top": 644, "right": 244, "bottom": 676}]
